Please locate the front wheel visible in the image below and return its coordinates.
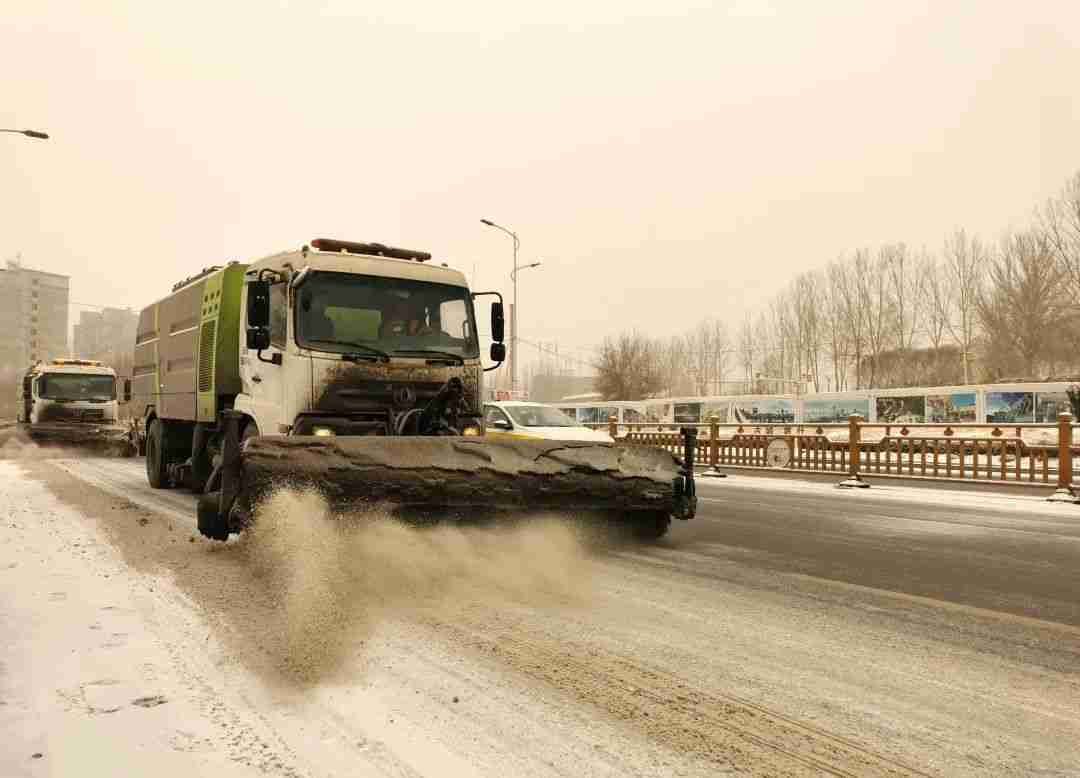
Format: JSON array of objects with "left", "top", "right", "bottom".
[{"left": 197, "top": 491, "right": 230, "bottom": 541}]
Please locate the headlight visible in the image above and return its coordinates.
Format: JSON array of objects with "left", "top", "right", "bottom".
[
  {"left": 312, "top": 426, "right": 336, "bottom": 437},
  {"left": 462, "top": 426, "right": 482, "bottom": 436}
]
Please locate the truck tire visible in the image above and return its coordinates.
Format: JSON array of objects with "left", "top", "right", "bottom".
[
  {"left": 197, "top": 491, "right": 230, "bottom": 541},
  {"left": 146, "top": 418, "right": 169, "bottom": 489}
]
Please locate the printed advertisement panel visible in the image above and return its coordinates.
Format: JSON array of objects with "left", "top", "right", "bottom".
[
  {"left": 926, "top": 393, "right": 976, "bottom": 423},
  {"left": 702, "top": 402, "right": 730, "bottom": 424},
  {"left": 984, "top": 392, "right": 1034, "bottom": 423},
  {"left": 673, "top": 402, "right": 702, "bottom": 424},
  {"left": 875, "top": 395, "right": 926, "bottom": 423},
  {"left": 732, "top": 398, "right": 795, "bottom": 424},
  {"left": 802, "top": 398, "right": 870, "bottom": 424},
  {"left": 1035, "top": 392, "right": 1071, "bottom": 423}
]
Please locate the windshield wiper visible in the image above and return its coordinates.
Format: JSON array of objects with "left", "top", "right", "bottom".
[
  {"left": 392, "top": 349, "right": 465, "bottom": 365},
  {"left": 304, "top": 339, "right": 390, "bottom": 362}
]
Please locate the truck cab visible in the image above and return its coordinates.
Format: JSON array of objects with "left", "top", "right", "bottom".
[
  {"left": 17, "top": 358, "right": 126, "bottom": 436},
  {"left": 237, "top": 239, "right": 499, "bottom": 439}
]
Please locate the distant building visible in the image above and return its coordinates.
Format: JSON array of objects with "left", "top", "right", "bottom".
[
  {"left": 73, "top": 307, "right": 138, "bottom": 363},
  {"left": 0, "top": 258, "right": 70, "bottom": 372}
]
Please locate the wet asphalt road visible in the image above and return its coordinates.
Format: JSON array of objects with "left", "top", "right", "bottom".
[{"left": 684, "top": 475, "right": 1080, "bottom": 628}]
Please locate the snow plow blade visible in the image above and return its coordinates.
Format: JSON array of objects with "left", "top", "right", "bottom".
[
  {"left": 22, "top": 422, "right": 135, "bottom": 456},
  {"left": 197, "top": 411, "right": 698, "bottom": 540}
]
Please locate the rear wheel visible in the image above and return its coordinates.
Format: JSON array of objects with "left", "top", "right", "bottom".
[{"left": 145, "top": 419, "right": 170, "bottom": 489}]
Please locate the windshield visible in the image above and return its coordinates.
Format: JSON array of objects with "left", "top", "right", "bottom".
[
  {"left": 295, "top": 272, "right": 479, "bottom": 358},
  {"left": 39, "top": 373, "right": 116, "bottom": 401},
  {"left": 505, "top": 405, "right": 578, "bottom": 427}
]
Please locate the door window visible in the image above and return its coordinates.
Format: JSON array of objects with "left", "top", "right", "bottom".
[
  {"left": 484, "top": 405, "right": 512, "bottom": 429},
  {"left": 270, "top": 283, "right": 287, "bottom": 347}
]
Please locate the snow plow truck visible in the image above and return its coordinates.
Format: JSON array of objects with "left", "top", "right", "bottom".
[
  {"left": 129, "top": 238, "right": 697, "bottom": 541},
  {"left": 17, "top": 358, "right": 132, "bottom": 453}
]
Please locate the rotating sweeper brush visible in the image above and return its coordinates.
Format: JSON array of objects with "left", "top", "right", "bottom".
[{"left": 197, "top": 409, "right": 698, "bottom": 541}]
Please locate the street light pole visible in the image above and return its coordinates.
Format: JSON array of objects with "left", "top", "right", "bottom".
[
  {"left": 1, "top": 128, "right": 49, "bottom": 140},
  {"left": 481, "top": 218, "right": 531, "bottom": 394}
]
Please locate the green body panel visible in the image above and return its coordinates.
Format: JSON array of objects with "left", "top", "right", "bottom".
[
  {"left": 196, "top": 264, "right": 247, "bottom": 422},
  {"left": 132, "top": 262, "right": 247, "bottom": 424}
]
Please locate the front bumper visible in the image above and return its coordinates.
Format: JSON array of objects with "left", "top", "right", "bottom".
[{"left": 27, "top": 422, "right": 132, "bottom": 447}]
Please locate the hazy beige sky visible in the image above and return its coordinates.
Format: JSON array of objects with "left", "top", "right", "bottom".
[{"left": 4, "top": 1, "right": 1079, "bottom": 368}]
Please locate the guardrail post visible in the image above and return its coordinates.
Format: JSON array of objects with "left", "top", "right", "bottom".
[
  {"left": 608, "top": 414, "right": 618, "bottom": 441},
  {"left": 838, "top": 414, "right": 869, "bottom": 488},
  {"left": 701, "top": 414, "right": 727, "bottom": 478},
  {"left": 1047, "top": 412, "right": 1078, "bottom": 502}
]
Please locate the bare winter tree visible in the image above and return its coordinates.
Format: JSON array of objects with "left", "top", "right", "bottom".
[
  {"left": 656, "top": 335, "right": 692, "bottom": 397},
  {"left": 709, "top": 318, "right": 729, "bottom": 394},
  {"left": 856, "top": 248, "right": 892, "bottom": 388},
  {"left": 594, "top": 332, "right": 664, "bottom": 400},
  {"left": 941, "top": 229, "right": 987, "bottom": 384},
  {"left": 978, "top": 231, "right": 1070, "bottom": 380},
  {"left": 1040, "top": 171, "right": 1080, "bottom": 299},
  {"left": 832, "top": 255, "right": 868, "bottom": 388},
  {"left": 883, "top": 243, "right": 926, "bottom": 385},
  {"left": 685, "top": 319, "right": 727, "bottom": 395},
  {"left": 823, "top": 260, "right": 854, "bottom": 391},
  {"left": 792, "top": 271, "right": 823, "bottom": 391},
  {"left": 738, "top": 315, "right": 755, "bottom": 385},
  {"left": 920, "top": 250, "right": 952, "bottom": 353}
]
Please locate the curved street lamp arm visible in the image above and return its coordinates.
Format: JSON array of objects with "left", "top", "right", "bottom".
[
  {"left": 1, "top": 128, "right": 49, "bottom": 139},
  {"left": 480, "top": 218, "right": 518, "bottom": 247}
]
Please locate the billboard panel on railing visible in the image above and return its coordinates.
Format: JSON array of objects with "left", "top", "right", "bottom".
[
  {"left": 875, "top": 395, "right": 926, "bottom": 423},
  {"left": 1035, "top": 391, "right": 1070, "bottom": 423},
  {"left": 701, "top": 401, "right": 730, "bottom": 423},
  {"left": 732, "top": 398, "right": 795, "bottom": 424},
  {"left": 926, "top": 393, "right": 976, "bottom": 423},
  {"left": 673, "top": 402, "right": 702, "bottom": 424},
  {"left": 984, "top": 392, "right": 1034, "bottom": 423},
  {"left": 803, "top": 398, "right": 870, "bottom": 424}
]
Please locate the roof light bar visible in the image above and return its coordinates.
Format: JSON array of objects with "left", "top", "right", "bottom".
[{"left": 309, "top": 238, "right": 431, "bottom": 262}]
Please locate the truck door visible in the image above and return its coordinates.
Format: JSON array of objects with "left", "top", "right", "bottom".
[{"left": 241, "top": 280, "right": 287, "bottom": 434}]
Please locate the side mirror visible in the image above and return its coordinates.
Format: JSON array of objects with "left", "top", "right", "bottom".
[
  {"left": 490, "top": 342, "right": 506, "bottom": 362},
  {"left": 247, "top": 328, "right": 271, "bottom": 351},
  {"left": 247, "top": 280, "right": 271, "bottom": 328},
  {"left": 22, "top": 377, "right": 32, "bottom": 400},
  {"left": 490, "top": 302, "right": 505, "bottom": 343},
  {"left": 122, "top": 378, "right": 131, "bottom": 403},
  {"left": 492, "top": 419, "right": 511, "bottom": 430}
]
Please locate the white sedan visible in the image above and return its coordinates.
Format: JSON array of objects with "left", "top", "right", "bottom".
[{"left": 482, "top": 402, "right": 614, "bottom": 443}]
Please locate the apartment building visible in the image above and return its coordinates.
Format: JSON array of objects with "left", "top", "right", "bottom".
[
  {"left": 73, "top": 306, "right": 138, "bottom": 362},
  {"left": 0, "top": 259, "right": 70, "bottom": 373}
]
